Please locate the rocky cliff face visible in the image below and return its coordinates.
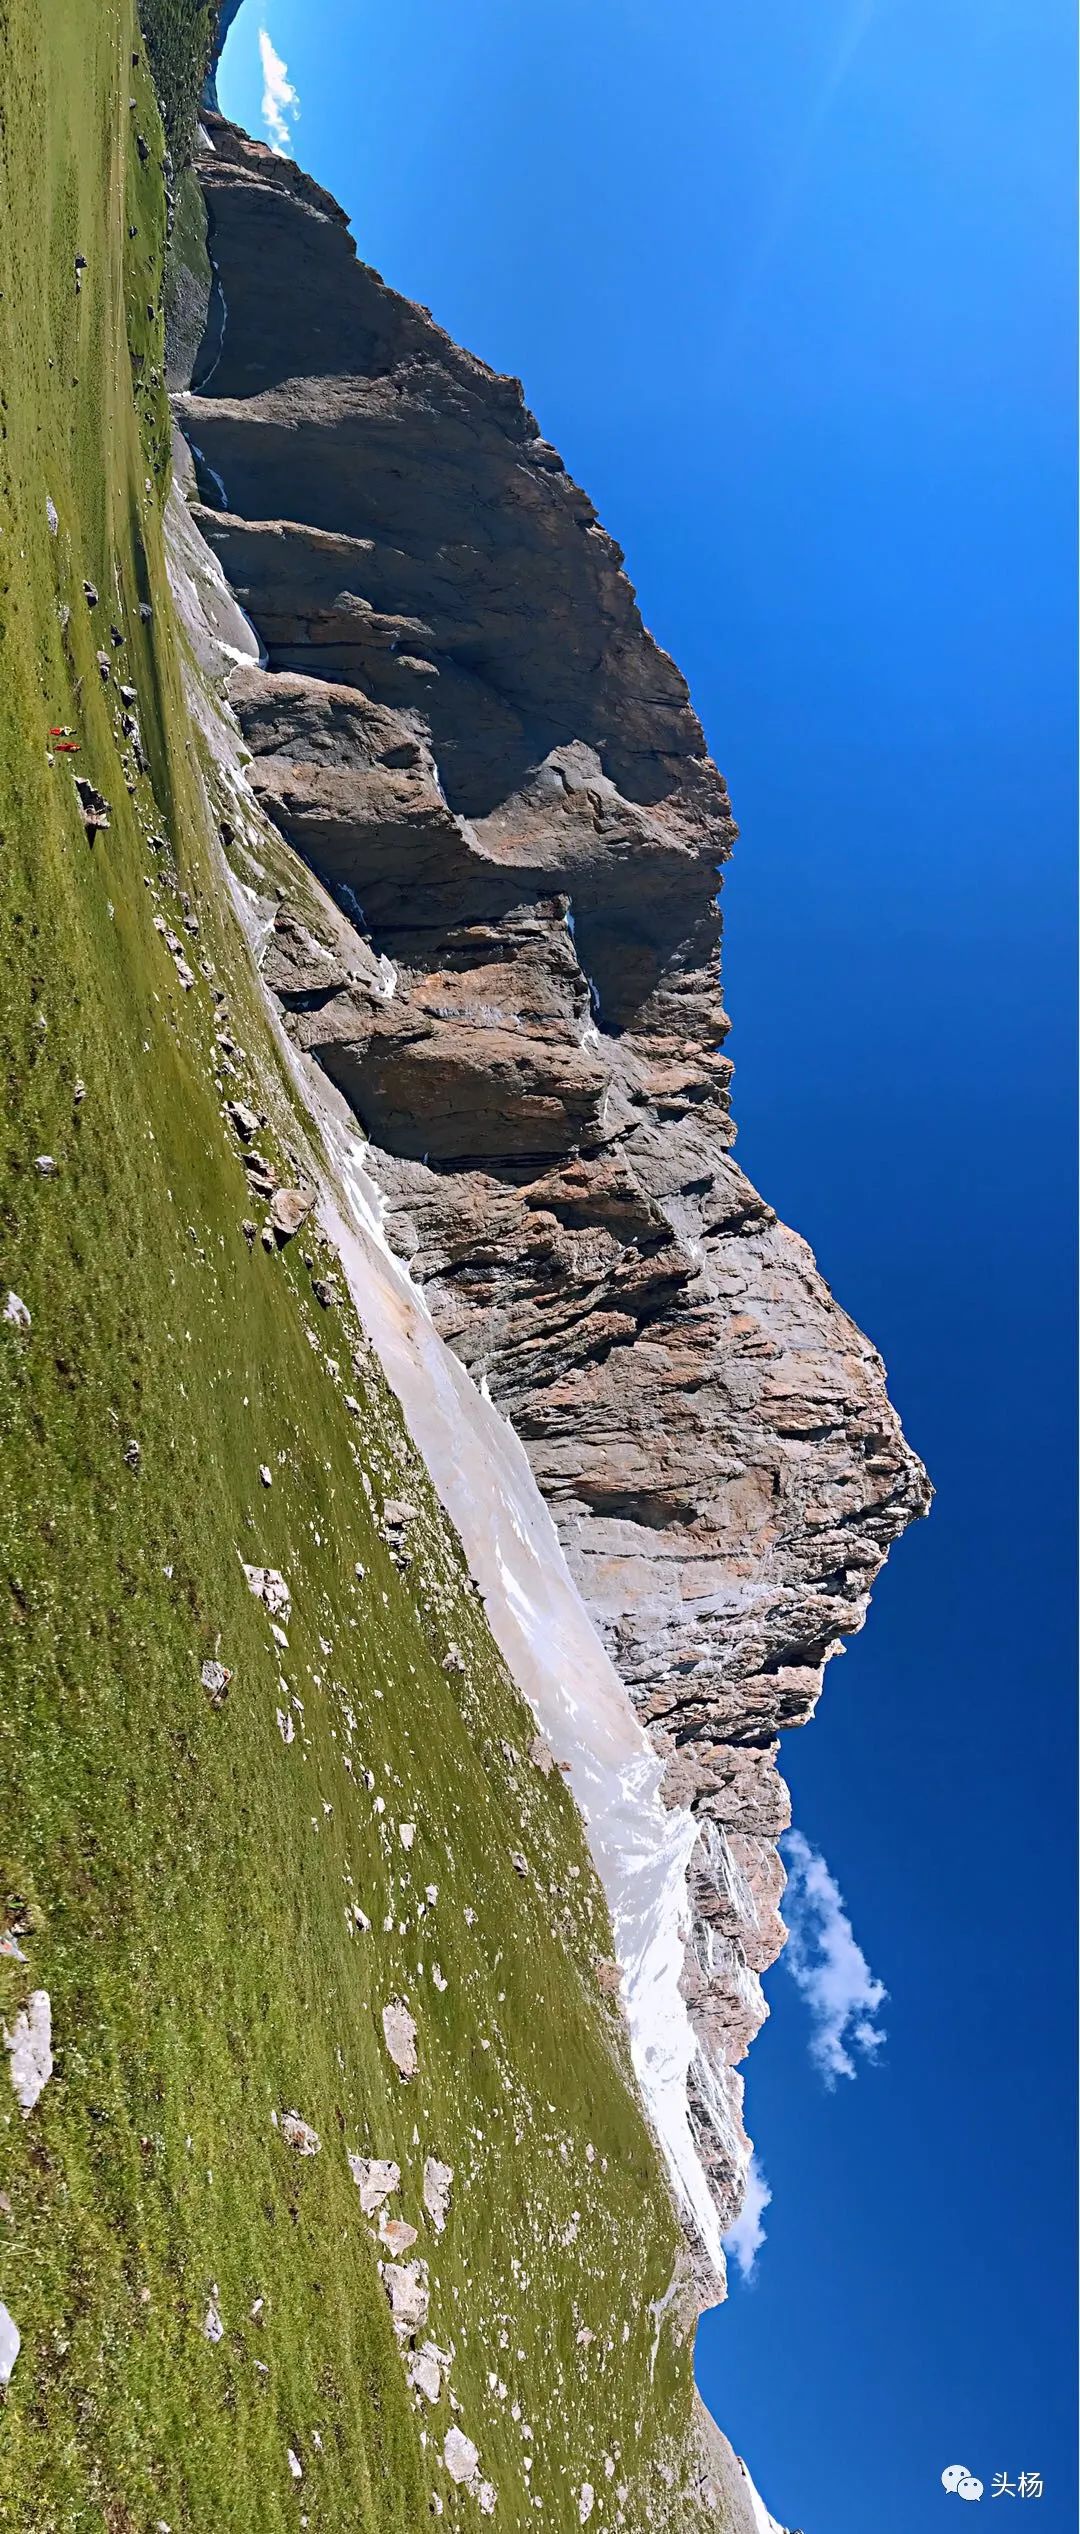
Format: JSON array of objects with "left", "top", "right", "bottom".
[{"left": 177, "top": 114, "right": 930, "bottom": 2281}]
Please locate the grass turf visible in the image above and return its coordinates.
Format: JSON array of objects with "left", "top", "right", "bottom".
[{"left": 0, "top": 6, "right": 715, "bottom": 2527}]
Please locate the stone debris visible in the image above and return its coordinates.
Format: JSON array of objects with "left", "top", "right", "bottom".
[
  {"left": 226, "top": 1100, "right": 260, "bottom": 1142},
  {"left": 441, "top": 1643, "right": 466, "bottom": 1674},
  {"left": 276, "top": 1708, "right": 294, "bottom": 1745},
  {"left": 243, "top": 1563, "right": 291, "bottom": 1619},
  {"left": 73, "top": 777, "right": 111, "bottom": 835},
  {"left": 34, "top": 1155, "right": 57, "bottom": 1178},
  {"left": 379, "top": 2215, "right": 418, "bottom": 2256},
  {"left": 280, "top": 2110, "right": 321, "bottom": 2156},
  {"left": 202, "top": 2296, "right": 224, "bottom": 2343},
  {"left": 477, "top": 2487, "right": 497, "bottom": 2518},
  {"left": 408, "top": 2347, "right": 442, "bottom": 2405},
  {"left": 258, "top": 1464, "right": 273, "bottom": 1487},
  {"left": 201, "top": 1659, "right": 232, "bottom": 1707},
  {"left": 287, "top": 2447, "right": 303, "bottom": 2481},
  {"left": 4, "top": 1990, "right": 52, "bottom": 2113},
  {"left": 398, "top": 1821, "right": 415, "bottom": 1851},
  {"left": 382, "top": 1498, "right": 418, "bottom": 1531},
  {"left": 579, "top": 2486, "right": 595, "bottom": 2523},
  {"left": 123, "top": 1437, "right": 141, "bottom": 1469},
  {"left": 444, "top": 2427, "right": 480, "bottom": 2487},
  {"left": 381, "top": 1998, "right": 418, "bottom": 2079},
  {"left": 0, "top": 2302, "right": 20, "bottom": 2387},
  {"left": 529, "top": 1733, "right": 556, "bottom": 1776},
  {"left": 3, "top": 1293, "right": 30, "bottom": 1331},
  {"left": 383, "top": 2257, "right": 429, "bottom": 2340},
  {"left": 268, "top": 1186, "right": 311, "bottom": 1241},
  {"left": 422, "top": 2158, "right": 453, "bottom": 2235},
  {"left": 509, "top": 1851, "right": 530, "bottom": 1878},
  {"left": 346, "top": 2154, "right": 400, "bottom": 2216},
  {"left": 45, "top": 496, "right": 58, "bottom": 534},
  {"left": 82, "top": 579, "right": 98, "bottom": 607}
]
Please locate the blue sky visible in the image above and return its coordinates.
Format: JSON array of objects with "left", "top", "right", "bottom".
[{"left": 219, "top": 6, "right": 1077, "bottom": 2527}]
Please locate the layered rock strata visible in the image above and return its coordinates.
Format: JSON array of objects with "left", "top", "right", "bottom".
[{"left": 177, "top": 114, "right": 930, "bottom": 2271}]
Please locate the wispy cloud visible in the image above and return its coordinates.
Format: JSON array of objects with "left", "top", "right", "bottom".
[
  {"left": 723, "top": 2151, "right": 772, "bottom": 2282},
  {"left": 781, "top": 1829, "right": 887, "bottom": 2085},
  {"left": 258, "top": 27, "right": 300, "bottom": 156}
]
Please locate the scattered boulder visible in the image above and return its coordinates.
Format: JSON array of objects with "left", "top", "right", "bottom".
[
  {"left": 509, "top": 1851, "right": 530, "bottom": 1878},
  {"left": 3, "top": 1293, "right": 30, "bottom": 1331},
  {"left": 268, "top": 1186, "right": 311, "bottom": 1241},
  {"left": 381, "top": 1998, "right": 418, "bottom": 2080},
  {"left": 280, "top": 2110, "right": 321, "bottom": 2156},
  {"left": 579, "top": 2487, "right": 595, "bottom": 2523},
  {"left": 383, "top": 2257, "right": 429, "bottom": 2340},
  {"left": 346, "top": 2154, "right": 400, "bottom": 2215},
  {"left": 34, "top": 1155, "right": 57, "bottom": 1178},
  {"left": 529, "top": 1733, "right": 556, "bottom": 1776},
  {"left": 4, "top": 1990, "right": 52, "bottom": 2113},
  {"left": 243, "top": 1563, "right": 291, "bottom": 1619},
  {"left": 73, "top": 776, "right": 110, "bottom": 834},
  {"left": 202, "top": 2296, "right": 224, "bottom": 2343},
  {"left": 444, "top": 2428, "right": 480, "bottom": 2487},
  {"left": 201, "top": 1659, "right": 232, "bottom": 1707},
  {"left": 380, "top": 2215, "right": 418, "bottom": 2256},
  {"left": 409, "top": 2347, "right": 442, "bottom": 2405},
  {"left": 0, "top": 2302, "right": 19, "bottom": 2387},
  {"left": 81, "top": 579, "right": 98, "bottom": 607},
  {"left": 226, "top": 1101, "right": 260, "bottom": 1142},
  {"left": 422, "top": 2158, "right": 453, "bottom": 2235},
  {"left": 45, "top": 496, "right": 58, "bottom": 535}
]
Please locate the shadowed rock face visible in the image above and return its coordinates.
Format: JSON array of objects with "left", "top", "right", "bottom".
[{"left": 178, "top": 114, "right": 930, "bottom": 2282}]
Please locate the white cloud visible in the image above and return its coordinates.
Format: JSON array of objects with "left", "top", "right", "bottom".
[
  {"left": 780, "top": 1828, "right": 887, "bottom": 2085},
  {"left": 258, "top": 27, "right": 300, "bottom": 155},
  {"left": 722, "top": 2151, "right": 772, "bottom": 2282}
]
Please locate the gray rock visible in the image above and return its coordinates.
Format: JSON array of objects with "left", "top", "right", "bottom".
[
  {"left": 0, "top": 2302, "right": 20, "bottom": 2386},
  {"left": 422, "top": 2157, "right": 453, "bottom": 2235},
  {"left": 4, "top": 1990, "right": 52, "bottom": 2112},
  {"left": 280, "top": 2109, "right": 320, "bottom": 2155},
  {"left": 381, "top": 1999, "right": 418, "bottom": 2079},
  {"left": 268, "top": 1186, "right": 311, "bottom": 1240},
  {"left": 200, "top": 1658, "right": 232, "bottom": 1705},
  {"left": 347, "top": 2153, "right": 400, "bottom": 2215},
  {"left": 383, "top": 2256, "right": 429, "bottom": 2339}
]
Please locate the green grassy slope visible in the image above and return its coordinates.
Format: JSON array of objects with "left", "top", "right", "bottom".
[{"left": 0, "top": 7, "right": 712, "bottom": 2528}]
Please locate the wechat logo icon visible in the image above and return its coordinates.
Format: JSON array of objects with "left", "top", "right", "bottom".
[{"left": 943, "top": 2467, "right": 984, "bottom": 2502}]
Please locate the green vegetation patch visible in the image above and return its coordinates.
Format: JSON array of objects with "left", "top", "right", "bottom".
[{"left": 0, "top": 5, "right": 709, "bottom": 2528}]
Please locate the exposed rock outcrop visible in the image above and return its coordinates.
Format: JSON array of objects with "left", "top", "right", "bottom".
[{"left": 177, "top": 114, "right": 930, "bottom": 2279}]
